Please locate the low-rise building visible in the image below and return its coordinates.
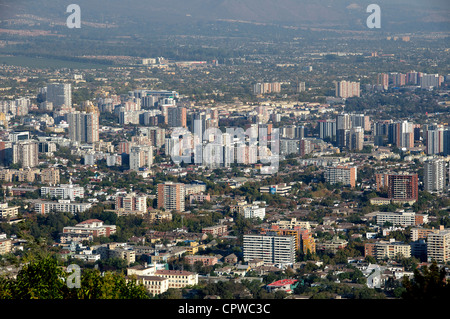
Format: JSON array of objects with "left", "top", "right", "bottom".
[{"left": 0, "top": 203, "right": 19, "bottom": 219}]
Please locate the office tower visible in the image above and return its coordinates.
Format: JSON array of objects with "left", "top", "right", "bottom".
[
  {"left": 377, "top": 73, "right": 389, "bottom": 90},
  {"left": 427, "top": 230, "right": 450, "bottom": 263},
  {"left": 426, "top": 126, "right": 444, "bottom": 155},
  {"left": 12, "top": 140, "right": 38, "bottom": 168},
  {"left": 243, "top": 234, "right": 295, "bottom": 264},
  {"left": 129, "top": 145, "right": 153, "bottom": 171},
  {"left": 335, "top": 81, "right": 360, "bottom": 98},
  {"left": 324, "top": 166, "right": 357, "bottom": 187},
  {"left": 388, "top": 121, "right": 414, "bottom": 148},
  {"left": 319, "top": 119, "right": 336, "bottom": 141},
  {"left": 349, "top": 127, "right": 364, "bottom": 151},
  {"left": 67, "top": 110, "right": 100, "bottom": 144},
  {"left": 115, "top": 193, "right": 147, "bottom": 213},
  {"left": 157, "top": 182, "right": 185, "bottom": 212},
  {"left": 46, "top": 83, "right": 71, "bottom": 109},
  {"left": 387, "top": 173, "right": 419, "bottom": 201},
  {"left": 167, "top": 107, "right": 187, "bottom": 128},
  {"left": 424, "top": 159, "right": 446, "bottom": 192}
]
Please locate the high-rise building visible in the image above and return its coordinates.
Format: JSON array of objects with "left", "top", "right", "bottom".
[
  {"left": 377, "top": 73, "right": 389, "bottom": 90},
  {"left": 324, "top": 166, "right": 357, "bottom": 187},
  {"left": 253, "top": 82, "right": 281, "bottom": 95},
  {"left": 157, "top": 182, "right": 185, "bottom": 212},
  {"left": 40, "top": 167, "right": 60, "bottom": 185},
  {"left": 12, "top": 140, "right": 38, "bottom": 168},
  {"left": 388, "top": 121, "right": 414, "bottom": 149},
  {"left": 387, "top": 173, "right": 419, "bottom": 201},
  {"left": 427, "top": 229, "right": 450, "bottom": 263},
  {"left": 335, "top": 81, "right": 360, "bottom": 98},
  {"left": 167, "top": 107, "right": 187, "bottom": 128},
  {"left": 243, "top": 234, "right": 295, "bottom": 264},
  {"left": 349, "top": 127, "right": 364, "bottom": 151},
  {"left": 444, "top": 129, "right": 450, "bottom": 156},
  {"left": 129, "top": 145, "right": 153, "bottom": 171},
  {"left": 424, "top": 159, "right": 446, "bottom": 192},
  {"left": 67, "top": 110, "right": 100, "bottom": 144},
  {"left": 46, "top": 83, "right": 72, "bottom": 109},
  {"left": 419, "top": 73, "right": 443, "bottom": 89},
  {"left": 390, "top": 72, "right": 406, "bottom": 87},
  {"left": 318, "top": 119, "right": 336, "bottom": 141},
  {"left": 115, "top": 192, "right": 147, "bottom": 213},
  {"left": 425, "top": 126, "right": 444, "bottom": 155}
]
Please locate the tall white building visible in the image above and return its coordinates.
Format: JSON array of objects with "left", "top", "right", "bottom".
[
  {"left": 243, "top": 234, "right": 295, "bottom": 265},
  {"left": 12, "top": 140, "right": 38, "bottom": 168},
  {"left": 424, "top": 159, "right": 446, "bottom": 192}
]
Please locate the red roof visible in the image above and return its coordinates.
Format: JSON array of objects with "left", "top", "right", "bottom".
[{"left": 267, "top": 279, "right": 298, "bottom": 287}]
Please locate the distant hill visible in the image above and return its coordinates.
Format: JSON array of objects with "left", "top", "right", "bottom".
[{"left": 3, "top": 0, "right": 449, "bottom": 32}]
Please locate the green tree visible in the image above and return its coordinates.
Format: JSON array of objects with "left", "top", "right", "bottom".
[{"left": 402, "top": 262, "right": 450, "bottom": 299}]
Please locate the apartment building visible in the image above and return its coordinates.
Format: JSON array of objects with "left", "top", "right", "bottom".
[
  {"left": 130, "top": 275, "right": 169, "bottom": 296},
  {"left": 243, "top": 234, "right": 295, "bottom": 265},
  {"left": 157, "top": 182, "right": 185, "bottom": 212},
  {"left": 365, "top": 241, "right": 411, "bottom": 260},
  {"left": 34, "top": 199, "right": 92, "bottom": 214},
  {"left": 201, "top": 225, "right": 228, "bottom": 237},
  {"left": 61, "top": 219, "right": 116, "bottom": 244},
  {"left": 375, "top": 211, "right": 421, "bottom": 227},
  {"left": 115, "top": 192, "right": 147, "bottom": 214},
  {"left": 154, "top": 269, "right": 198, "bottom": 289},
  {"left": 324, "top": 166, "right": 357, "bottom": 188},
  {"left": 184, "top": 255, "right": 218, "bottom": 266},
  {"left": 260, "top": 183, "right": 291, "bottom": 196},
  {"left": 427, "top": 230, "right": 450, "bottom": 263},
  {"left": 40, "top": 183, "right": 84, "bottom": 201},
  {"left": 0, "top": 203, "right": 19, "bottom": 219}
]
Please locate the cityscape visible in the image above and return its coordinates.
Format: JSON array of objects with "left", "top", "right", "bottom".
[{"left": 0, "top": 0, "right": 449, "bottom": 307}]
